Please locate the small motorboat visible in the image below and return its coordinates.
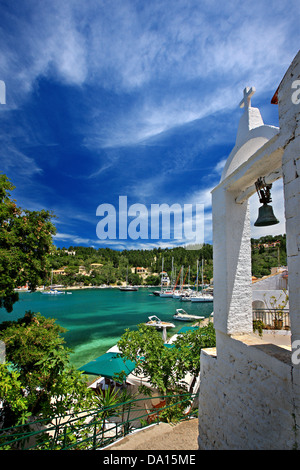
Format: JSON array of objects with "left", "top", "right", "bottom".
[
  {"left": 145, "top": 315, "right": 175, "bottom": 342},
  {"left": 173, "top": 308, "right": 205, "bottom": 322},
  {"left": 119, "top": 285, "right": 139, "bottom": 291},
  {"left": 42, "top": 289, "right": 64, "bottom": 295},
  {"left": 151, "top": 291, "right": 161, "bottom": 296},
  {"left": 145, "top": 315, "right": 175, "bottom": 329}
]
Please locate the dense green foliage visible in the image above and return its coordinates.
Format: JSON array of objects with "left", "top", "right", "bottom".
[
  {"left": 0, "top": 312, "right": 93, "bottom": 427},
  {"left": 117, "top": 322, "right": 216, "bottom": 396},
  {"left": 0, "top": 175, "right": 93, "bottom": 429},
  {"left": 0, "top": 174, "right": 56, "bottom": 312},
  {"left": 49, "top": 234, "right": 286, "bottom": 287},
  {"left": 251, "top": 234, "right": 286, "bottom": 278},
  {"left": 49, "top": 244, "right": 214, "bottom": 286}
]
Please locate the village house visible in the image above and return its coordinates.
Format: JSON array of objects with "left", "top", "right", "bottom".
[
  {"left": 90, "top": 263, "right": 103, "bottom": 270},
  {"left": 130, "top": 266, "right": 149, "bottom": 279},
  {"left": 52, "top": 267, "right": 67, "bottom": 276},
  {"left": 252, "top": 240, "right": 281, "bottom": 249}
]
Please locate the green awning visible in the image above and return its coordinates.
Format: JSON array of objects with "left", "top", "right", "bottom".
[
  {"left": 78, "top": 352, "right": 136, "bottom": 379},
  {"left": 178, "top": 326, "right": 199, "bottom": 334}
]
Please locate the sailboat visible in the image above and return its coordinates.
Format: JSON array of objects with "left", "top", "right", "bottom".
[
  {"left": 159, "top": 290, "right": 174, "bottom": 297},
  {"left": 190, "top": 292, "right": 213, "bottom": 302},
  {"left": 173, "top": 266, "right": 191, "bottom": 298},
  {"left": 42, "top": 289, "right": 64, "bottom": 295},
  {"left": 159, "top": 257, "right": 174, "bottom": 297},
  {"left": 119, "top": 266, "right": 139, "bottom": 291},
  {"left": 42, "top": 269, "right": 64, "bottom": 294},
  {"left": 190, "top": 259, "right": 213, "bottom": 302}
]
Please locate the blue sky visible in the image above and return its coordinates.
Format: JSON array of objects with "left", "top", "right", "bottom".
[{"left": 0, "top": 0, "right": 299, "bottom": 250}]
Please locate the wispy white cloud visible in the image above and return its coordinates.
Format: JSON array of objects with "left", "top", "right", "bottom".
[
  {"left": 1, "top": 4, "right": 87, "bottom": 108},
  {"left": 54, "top": 232, "right": 97, "bottom": 247},
  {"left": 0, "top": 0, "right": 297, "bottom": 249},
  {"left": 0, "top": 143, "right": 42, "bottom": 177},
  {"left": 3, "top": 0, "right": 298, "bottom": 115}
]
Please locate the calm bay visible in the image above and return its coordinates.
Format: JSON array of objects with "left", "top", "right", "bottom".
[{"left": 0, "top": 288, "right": 213, "bottom": 369}]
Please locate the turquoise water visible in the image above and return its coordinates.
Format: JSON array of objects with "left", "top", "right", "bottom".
[{"left": 0, "top": 288, "right": 213, "bottom": 369}]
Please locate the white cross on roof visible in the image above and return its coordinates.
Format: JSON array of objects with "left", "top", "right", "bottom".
[{"left": 239, "top": 86, "right": 256, "bottom": 109}]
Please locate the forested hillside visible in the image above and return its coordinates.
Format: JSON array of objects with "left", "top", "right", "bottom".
[
  {"left": 48, "top": 234, "right": 286, "bottom": 287},
  {"left": 251, "top": 234, "right": 286, "bottom": 278},
  {"left": 49, "top": 244, "right": 213, "bottom": 287}
]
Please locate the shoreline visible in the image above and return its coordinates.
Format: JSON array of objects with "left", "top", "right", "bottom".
[{"left": 15, "top": 284, "right": 158, "bottom": 292}]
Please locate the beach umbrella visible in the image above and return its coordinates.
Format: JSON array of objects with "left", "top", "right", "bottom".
[
  {"left": 78, "top": 352, "right": 136, "bottom": 379},
  {"left": 177, "top": 326, "right": 199, "bottom": 334}
]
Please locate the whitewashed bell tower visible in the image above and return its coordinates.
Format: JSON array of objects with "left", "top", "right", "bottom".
[{"left": 198, "top": 50, "right": 300, "bottom": 450}]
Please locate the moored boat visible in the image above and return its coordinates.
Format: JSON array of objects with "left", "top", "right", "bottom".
[
  {"left": 119, "top": 285, "right": 139, "bottom": 291},
  {"left": 159, "top": 290, "right": 174, "bottom": 297},
  {"left": 145, "top": 315, "right": 175, "bottom": 342},
  {"left": 173, "top": 308, "right": 205, "bottom": 322},
  {"left": 145, "top": 315, "right": 175, "bottom": 329},
  {"left": 42, "top": 289, "right": 64, "bottom": 295},
  {"left": 190, "top": 293, "right": 213, "bottom": 302}
]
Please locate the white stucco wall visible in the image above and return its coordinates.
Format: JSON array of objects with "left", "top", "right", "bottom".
[
  {"left": 252, "top": 289, "right": 289, "bottom": 308},
  {"left": 198, "top": 334, "right": 298, "bottom": 450},
  {"left": 252, "top": 272, "right": 287, "bottom": 290}
]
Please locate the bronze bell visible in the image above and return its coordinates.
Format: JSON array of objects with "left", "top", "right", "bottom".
[{"left": 254, "top": 203, "right": 279, "bottom": 227}]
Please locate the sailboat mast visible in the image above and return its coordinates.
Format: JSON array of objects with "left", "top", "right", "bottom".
[
  {"left": 161, "top": 257, "right": 164, "bottom": 292},
  {"left": 180, "top": 265, "right": 183, "bottom": 291}
]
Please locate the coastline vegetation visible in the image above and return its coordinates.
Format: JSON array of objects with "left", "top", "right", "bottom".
[
  {"left": 48, "top": 233, "right": 286, "bottom": 288},
  {"left": 48, "top": 244, "right": 214, "bottom": 287}
]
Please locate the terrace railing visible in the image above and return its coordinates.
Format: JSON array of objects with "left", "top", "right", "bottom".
[
  {"left": 253, "top": 308, "right": 290, "bottom": 330},
  {"left": 0, "top": 392, "right": 198, "bottom": 450}
]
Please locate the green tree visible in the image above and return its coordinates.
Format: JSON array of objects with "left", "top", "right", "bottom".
[
  {"left": 145, "top": 274, "right": 160, "bottom": 285},
  {"left": 173, "top": 322, "right": 216, "bottom": 377},
  {"left": 117, "top": 322, "right": 216, "bottom": 396},
  {"left": 0, "top": 363, "right": 30, "bottom": 426},
  {"left": 100, "top": 261, "right": 116, "bottom": 284},
  {"left": 0, "top": 174, "right": 56, "bottom": 312},
  {"left": 0, "top": 312, "right": 93, "bottom": 427}
]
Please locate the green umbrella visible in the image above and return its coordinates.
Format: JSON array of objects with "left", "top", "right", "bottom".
[
  {"left": 78, "top": 352, "right": 136, "bottom": 379},
  {"left": 178, "top": 326, "right": 199, "bottom": 334}
]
